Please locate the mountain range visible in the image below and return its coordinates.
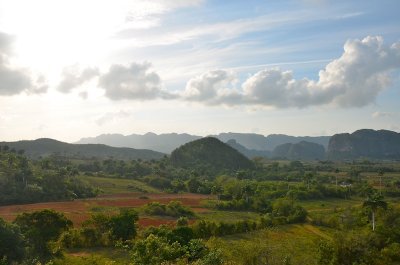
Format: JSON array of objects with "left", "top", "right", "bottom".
[
  {"left": 76, "top": 132, "right": 331, "bottom": 154},
  {"left": 0, "top": 138, "right": 164, "bottom": 160},
  {"left": 2, "top": 129, "right": 399, "bottom": 161},
  {"left": 327, "top": 129, "right": 400, "bottom": 159}
]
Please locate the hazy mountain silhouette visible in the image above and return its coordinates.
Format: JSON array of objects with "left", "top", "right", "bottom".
[
  {"left": 265, "top": 134, "right": 330, "bottom": 150},
  {"left": 226, "top": 139, "right": 271, "bottom": 158},
  {"left": 272, "top": 141, "right": 325, "bottom": 160},
  {"left": 77, "top": 133, "right": 201, "bottom": 153},
  {"left": 76, "top": 132, "right": 331, "bottom": 154},
  {"left": 327, "top": 129, "right": 400, "bottom": 159},
  {"left": 0, "top": 138, "right": 165, "bottom": 160}
]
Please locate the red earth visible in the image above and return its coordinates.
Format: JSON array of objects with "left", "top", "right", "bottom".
[{"left": 0, "top": 193, "right": 213, "bottom": 227}]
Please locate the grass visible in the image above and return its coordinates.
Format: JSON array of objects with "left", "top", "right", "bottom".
[
  {"left": 299, "top": 198, "right": 363, "bottom": 212},
  {"left": 79, "top": 175, "right": 160, "bottom": 194},
  {"left": 59, "top": 247, "right": 131, "bottom": 265},
  {"left": 208, "top": 224, "right": 332, "bottom": 265},
  {"left": 197, "top": 210, "right": 260, "bottom": 222}
]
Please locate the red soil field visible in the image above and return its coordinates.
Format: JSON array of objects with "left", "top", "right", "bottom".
[{"left": 0, "top": 193, "right": 213, "bottom": 227}]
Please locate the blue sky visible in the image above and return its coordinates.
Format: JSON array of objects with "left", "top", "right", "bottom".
[{"left": 0, "top": 0, "right": 399, "bottom": 141}]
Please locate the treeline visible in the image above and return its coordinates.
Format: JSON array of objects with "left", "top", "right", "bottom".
[
  {"left": 143, "top": 201, "right": 195, "bottom": 217},
  {"left": 0, "top": 149, "right": 96, "bottom": 205}
]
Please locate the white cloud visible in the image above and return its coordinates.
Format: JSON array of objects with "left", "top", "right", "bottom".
[
  {"left": 96, "top": 110, "right": 131, "bottom": 126},
  {"left": 98, "top": 62, "right": 171, "bottom": 100},
  {"left": 57, "top": 65, "right": 99, "bottom": 93},
  {"left": 372, "top": 111, "right": 395, "bottom": 119},
  {"left": 183, "top": 70, "right": 238, "bottom": 103},
  {"left": 115, "top": 10, "right": 313, "bottom": 47},
  {"left": 182, "top": 36, "right": 400, "bottom": 108},
  {"left": 122, "top": 0, "right": 203, "bottom": 30},
  {"left": 0, "top": 32, "right": 48, "bottom": 96}
]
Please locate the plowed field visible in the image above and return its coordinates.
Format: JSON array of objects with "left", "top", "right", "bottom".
[{"left": 0, "top": 193, "right": 213, "bottom": 227}]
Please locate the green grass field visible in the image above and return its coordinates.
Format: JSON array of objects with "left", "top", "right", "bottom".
[{"left": 207, "top": 224, "right": 332, "bottom": 265}]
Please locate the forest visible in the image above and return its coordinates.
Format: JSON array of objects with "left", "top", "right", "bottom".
[{"left": 1, "top": 143, "right": 400, "bottom": 265}]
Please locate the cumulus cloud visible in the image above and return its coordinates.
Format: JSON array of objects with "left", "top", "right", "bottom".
[
  {"left": 96, "top": 110, "right": 131, "bottom": 126},
  {"left": 0, "top": 32, "right": 14, "bottom": 55},
  {"left": 183, "top": 70, "right": 238, "bottom": 102},
  {"left": 98, "top": 62, "right": 171, "bottom": 100},
  {"left": 57, "top": 65, "right": 99, "bottom": 93},
  {"left": 0, "top": 31, "right": 48, "bottom": 96},
  {"left": 182, "top": 36, "right": 400, "bottom": 108}
]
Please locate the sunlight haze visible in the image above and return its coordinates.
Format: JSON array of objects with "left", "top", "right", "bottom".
[{"left": 0, "top": 0, "right": 399, "bottom": 142}]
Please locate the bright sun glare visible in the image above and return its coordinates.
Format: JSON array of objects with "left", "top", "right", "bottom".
[{"left": 0, "top": 0, "right": 150, "bottom": 76}]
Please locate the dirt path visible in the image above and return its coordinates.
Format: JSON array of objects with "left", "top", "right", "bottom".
[{"left": 299, "top": 224, "right": 332, "bottom": 240}]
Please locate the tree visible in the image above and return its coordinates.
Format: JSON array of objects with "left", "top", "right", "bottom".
[
  {"left": 363, "top": 192, "right": 387, "bottom": 231},
  {"left": 303, "top": 173, "right": 313, "bottom": 190},
  {"left": 176, "top": 216, "right": 189, "bottom": 227},
  {"left": 109, "top": 208, "right": 138, "bottom": 241},
  {"left": 0, "top": 218, "right": 25, "bottom": 264},
  {"left": 131, "top": 234, "right": 184, "bottom": 265},
  {"left": 14, "top": 209, "right": 72, "bottom": 262}
]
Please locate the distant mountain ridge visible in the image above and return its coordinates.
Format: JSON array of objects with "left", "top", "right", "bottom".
[
  {"left": 77, "top": 133, "right": 201, "bottom": 153},
  {"left": 327, "top": 129, "right": 400, "bottom": 159},
  {"left": 265, "top": 134, "right": 330, "bottom": 150},
  {"left": 272, "top": 141, "right": 325, "bottom": 160},
  {"left": 226, "top": 139, "right": 271, "bottom": 158},
  {"left": 76, "top": 132, "right": 331, "bottom": 154},
  {"left": 0, "top": 138, "right": 165, "bottom": 160}
]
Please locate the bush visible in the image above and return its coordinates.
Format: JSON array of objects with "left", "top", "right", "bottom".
[
  {"left": 143, "top": 201, "right": 194, "bottom": 217},
  {"left": 272, "top": 199, "right": 307, "bottom": 224}
]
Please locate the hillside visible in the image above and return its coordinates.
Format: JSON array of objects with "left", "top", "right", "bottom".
[
  {"left": 327, "top": 129, "right": 400, "bottom": 160},
  {"left": 212, "top": 133, "right": 270, "bottom": 151},
  {"left": 226, "top": 139, "right": 271, "bottom": 158},
  {"left": 77, "top": 132, "right": 201, "bottom": 153},
  {"left": 265, "top": 134, "right": 331, "bottom": 150},
  {"left": 0, "top": 138, "right": 165, "bottom": 160},
  {"left": 170, "top": 137, "right": 254, "bottom": 171},
  {"left": 272, "top": 141, "right": 326, "bottom": 160}
]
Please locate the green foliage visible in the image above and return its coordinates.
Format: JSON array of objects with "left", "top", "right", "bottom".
[
  {"left": 143, "top": 201, "right": 194, "bottom": 217},
  {"left": 177, "top": 216, "right": 189, "bottom": 226},
  {"left": 131, "top": 234, "right": 184, "bottom": 265},
  {"left": 60, "top": 209, "right": 139, "bottom": 248},
  {"left": 132, "top": 228, "right": 222, "bottom": 265},
  {"left": 318, "top": 231, "right": 382, "bottom": 265},
  {"left": 109, "top": 208, "right": 139, "bottom": 241},
  {"left": 272, "top": 199, "right": 308, "bottom": 223},
  {"left": 196, "top": 249, "right": 224, "bottom": 265},
  {"left": 170, "top": 137, "right": 254, "bottom": 174},
  {"left": 0, "top": 218, "right": 25, "bottom": 264},
  {"left": 0, "top": 151, "right": 96, "bottom": 205},
  {"left": 14, "top": 209, "right": 72, "bottom": 263}
]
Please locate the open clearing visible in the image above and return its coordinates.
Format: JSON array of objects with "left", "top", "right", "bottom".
[{"left": 0, "top": 192, "right": 214, "bottom": 227}]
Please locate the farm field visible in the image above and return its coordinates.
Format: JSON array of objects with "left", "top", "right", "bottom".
[{"left": 0, "top": 191, "right": 214, "bottom": 227}]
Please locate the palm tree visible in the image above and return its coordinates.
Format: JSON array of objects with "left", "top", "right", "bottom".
[{"left": 363, "top": 192, "right": 387, "bottom": 231}]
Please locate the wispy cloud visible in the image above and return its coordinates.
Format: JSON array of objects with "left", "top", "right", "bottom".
[
  {"left": 96, "top": 110, "right": 132, "bottom": 126},
  {"left": 372, "top": 111, "right": 395, "bottom": 119}
]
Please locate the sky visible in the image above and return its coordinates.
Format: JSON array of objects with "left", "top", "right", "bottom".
[{"left": 0, "top": 0, "right": 399, "bottom": 142}]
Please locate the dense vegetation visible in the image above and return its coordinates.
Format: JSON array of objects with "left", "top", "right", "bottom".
[
  {"left": 170, "top": 137, "right": 254, "bottom": 173},
  {"left": 1, "top": 138, "right": 400, "bottom": 264},
  {"left": 0, "top": 146, "right": 96, "bottom": 205}
]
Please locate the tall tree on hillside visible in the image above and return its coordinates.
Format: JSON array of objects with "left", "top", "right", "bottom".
[{"left": 363, "top": 192, "right": 387, "bottom": 231}]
